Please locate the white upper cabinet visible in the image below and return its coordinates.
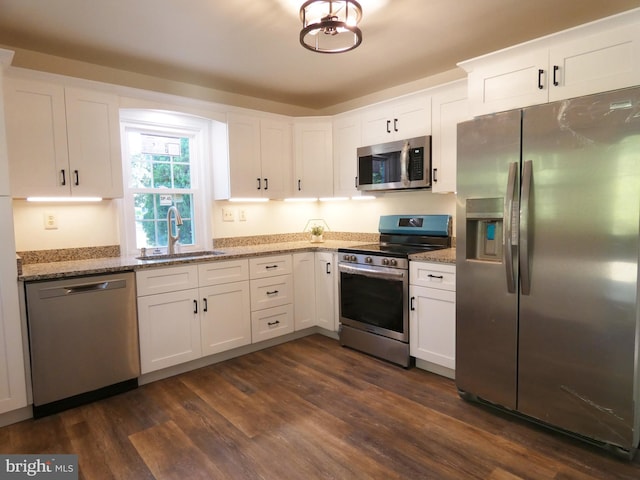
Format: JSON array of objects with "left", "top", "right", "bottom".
[
  {"left": 293, "top": 119, "right": 333, "bottom": 198},
  {"left": 462, "top": 18, "right": 640, "bottom": 116},
  {"left": 361, "top": 92, "right": 431, "bottom": 146},
  {"left": 4, "top": 77, "right": 123, "bottom": 198},
  {"left": 220, "top": 112, "right": 292, "bottom": 199},
  {"left": 332, "top": 112, "right": 361, "bottom": 198},
  {"left": 547, "top": 25, "right": 640, "bottom": 102},
  {"left": 430, "top": 80, "right": 468, "bottom": 194}
]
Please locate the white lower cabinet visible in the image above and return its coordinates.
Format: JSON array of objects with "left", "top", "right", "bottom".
[
  {"left": 137, "top": 287, "right": 202, "bottom": 374},
  {"left": 200, "top": 281, "right": 251, "bottom": 356},
  {"left": 293, "top": 252, "right": 316, "bottom": 330},
  {"left": 314, "top": 252, "right": 336, "bottom": 331},
  {"left": 409, "top": 262, "right": 456, "bottom": 378},
  {"left": 293, "top": 251, "right": 337, "bottom": 332},
  {"left": 250, "top": 255, "right": 294, "bottom": 342},
  {"left": 136, "top": 259, "right": 251, "bottom": 374}
]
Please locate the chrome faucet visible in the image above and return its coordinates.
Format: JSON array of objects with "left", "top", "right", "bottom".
[{"left": 167, "top": 205, "right": 183, "bottom": 255}]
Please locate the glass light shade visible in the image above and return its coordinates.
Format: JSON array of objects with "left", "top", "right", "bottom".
[{"left": 300, "top": 0, "right": 363, "bottom": 53}]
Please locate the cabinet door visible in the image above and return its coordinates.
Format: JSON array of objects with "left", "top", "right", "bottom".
[
  {"left": 431, "top": 82, "right": 468, "bottom": 193},
  {"left": 332, "top": 113, "right": 361, "bottom": 197},
  {"left": 4, "top": 77, "right": 69, "bottom": 197},
  {"left": 393, "top": 94, "right": 431, "bottom": 140},
  {"left": 137, "top": 289, "right": 202, "bottom": 373},
  {"left": 260, "top": 118, "right": 292, "bottom": 199},
  {"left": 467, "top": 49, "right": 549, "bottom": 116},
  {"left": 315, "top": 252, "right": 335, "bottom": 331},
  {"left": 251, "top": 304, "right": 294, "bottom": 343},
  {"left": 294, "top": 120, "right": 333, "bottom": 198},
  {"left": 200, "top": 281, "right": 251, "bottom": 356},
  {"left": 409, "top": 284, "right": 456, "bottom": 370},
  {"left": 549, "top": 25, "right": 640, "bottom": 102},
  {"left": 64, "top": 87, "right": 123, "bottom": 198},
  {"left": 227, "top": 112, "right": 262, "bottom": 198},
  {"left": 293, "top": 252, "right": 316, "bottom": 331},
  {"left": 0, "top": 200, "right": 27, "bottom": 413},
  {"left": 361, "top": 104, "right": 391, "bottom": 146}
]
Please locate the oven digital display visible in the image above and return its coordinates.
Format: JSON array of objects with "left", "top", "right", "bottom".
[{"left": 398, "top": 217, "right": 423, "bottom": 228}]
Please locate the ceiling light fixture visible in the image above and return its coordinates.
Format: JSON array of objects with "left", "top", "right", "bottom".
[{"left": 299, "top": 0, "right": 363, "bottom": 54}]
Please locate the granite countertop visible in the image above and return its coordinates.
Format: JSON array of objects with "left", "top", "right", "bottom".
[
  {"left": 409, "top": 247, "right": 456, "bottom": 264},
  {"left": 19, "top": 241, "right": 457, "bottom": 282}
]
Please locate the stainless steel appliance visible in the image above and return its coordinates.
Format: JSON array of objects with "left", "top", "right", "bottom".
[
  {"left": 26, "top": 272, "right": 140, "bottom": 417},
  {"left": 339, "top": 214, "right": 451, "bottom": 367},
  {"left": 357, "top": 136, "right": 431, "bottom": 192},
  {"left": 456, "top": 86, "right": 640, "bottom": 458}
]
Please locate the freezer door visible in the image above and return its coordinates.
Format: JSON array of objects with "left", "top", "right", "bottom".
[
  {"left": 456, "top": 110, "right": 521, "bottom": 409},
  {"left": 518, "top": 87, "right": 640, "bottom": 451}
]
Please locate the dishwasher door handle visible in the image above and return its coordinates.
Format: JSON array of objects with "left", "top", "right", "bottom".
[{"left": 38, "top": 279, "right": 128, "bottom": 298}]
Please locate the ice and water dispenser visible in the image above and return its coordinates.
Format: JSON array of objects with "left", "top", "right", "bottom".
[{"left": 465, "top": 197, "right": 505, "bottom": 262}]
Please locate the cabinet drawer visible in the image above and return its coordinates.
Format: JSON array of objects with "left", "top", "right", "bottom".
[
  {"left": 410, "top": 262, "right": 456, "bottom": 291},
  {"left": 198, "top": 259, "right": 249, "bottom": 286},
  {"left": 251, "top": 304, "right": 294, "bottom": 343},
  {"left": 136, "top": 265, "right": 199, "bottom": 296},
  {"left": 249, "top": 255, "right": 292, "bottom": 279},
  {"left": 250, "top": 274, "right": 293, "bottom": 311}
]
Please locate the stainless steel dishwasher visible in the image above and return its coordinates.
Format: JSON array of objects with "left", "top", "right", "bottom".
[{"left": 26, "top": 272, "right": 140, "bottom": 417}]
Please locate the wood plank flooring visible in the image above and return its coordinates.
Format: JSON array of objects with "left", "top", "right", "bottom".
[{"left": 1, "top": 334, "right": 639, "bottom": 479}]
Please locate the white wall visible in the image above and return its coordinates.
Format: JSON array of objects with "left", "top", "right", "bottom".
[
  {"left": 12, "top": 200, "right": 120, "bottom": 251},
  {"left": 13, "top": 191, "right": 456, "bottom": 251}
]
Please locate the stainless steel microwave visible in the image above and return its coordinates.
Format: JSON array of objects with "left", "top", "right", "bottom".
[{"left": 356, "top": 135, "right": 431, "bottom": 192}]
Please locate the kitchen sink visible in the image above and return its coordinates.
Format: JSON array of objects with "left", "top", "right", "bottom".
[{"left": 136, "top": 250, "right": 225, "bottom": 261}]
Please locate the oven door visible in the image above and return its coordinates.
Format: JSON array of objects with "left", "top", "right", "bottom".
[{"left": 338, "top": 262, "right": 409, "bottom": 342}]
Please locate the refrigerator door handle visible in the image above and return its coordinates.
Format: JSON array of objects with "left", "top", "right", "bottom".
[
  {"left": 520, "top": 160, "right": 533, "bottom": 295},
  {"left": 504, "top": 162, "right": 517, "bottom": 293}
]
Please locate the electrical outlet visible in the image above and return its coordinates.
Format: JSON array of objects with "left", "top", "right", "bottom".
[
  {"left": 44, "top": 212, "right": 58, "bottom": 230},
  {"left": 239, "top": 209, "right": 247, "bottom": 221},
  {"left": 222, "top": 207, "right": 235, "bottom": 222}
]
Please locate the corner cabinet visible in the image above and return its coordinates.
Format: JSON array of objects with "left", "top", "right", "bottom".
[
  {"left": 360, "top": 92, "right": 431, "bottom": 146},
  {"left": 293, "top": 119, "right": 333, "bottom": 198},
  {"left": 409, "top": 261, "right": 456, "bottom": 379},
  {"left": 462, "top": 21, "right": 640, "bottom": 116},
  {"left": 293, "top": 251, "right": 337, "bottom": 332},
  {"left": 430, "top": 80, "right": 468, "bottom": 193},
  {"left": 4, "top": 77, "right": 123, "bottom": 198}
]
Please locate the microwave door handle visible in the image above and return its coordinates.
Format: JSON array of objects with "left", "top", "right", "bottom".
[{"left": 400, "top": 141, "right": 410, "bottom": 186}]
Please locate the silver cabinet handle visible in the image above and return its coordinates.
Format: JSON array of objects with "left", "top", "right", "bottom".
[
  {"left": 504, "top": 162, "right": 517, "bottom": 294},
  {"left": 520, "top": 160, "right": 533, "bottom": 295}
]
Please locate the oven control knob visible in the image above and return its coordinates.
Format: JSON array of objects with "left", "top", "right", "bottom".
[
  {"left": 343, "top": 254, "right": 350, "bottom": 261},
  {"left": 365, "top": 256, "right": 372, "bottom": 264},
  {"left": 382, "top": 258, "right": 389, "bottom": 265},
  {"left": 390, "top": 259, "right": 397, "bottom": 266},
  {"left": 351, "top": 255, "right": 358, "bottom": 262}
]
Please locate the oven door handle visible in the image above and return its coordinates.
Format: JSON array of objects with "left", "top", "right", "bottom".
[{"left": 339, "top": 264, "right": 406, "bottom": 281}]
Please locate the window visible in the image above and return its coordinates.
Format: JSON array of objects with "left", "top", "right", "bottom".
[{"left": 120, "top": 110, "right": 212, "bottom": 255}]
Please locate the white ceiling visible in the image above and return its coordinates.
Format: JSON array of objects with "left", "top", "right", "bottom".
[{"left": 0, "top": 0, "right": 639, "bottom": 110}]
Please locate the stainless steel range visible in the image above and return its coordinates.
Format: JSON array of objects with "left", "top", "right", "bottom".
[{"left": 338, "top": 214, "right": 452, "bottom": 367}]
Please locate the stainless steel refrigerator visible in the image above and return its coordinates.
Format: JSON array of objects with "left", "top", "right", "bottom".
[{"left": 456, "top": 86, "right": 640, "bottom": 457}]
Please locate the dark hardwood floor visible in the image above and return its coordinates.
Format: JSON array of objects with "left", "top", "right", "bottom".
[{"left": 1, "top": 334, "right": 639, "bottom": 479}]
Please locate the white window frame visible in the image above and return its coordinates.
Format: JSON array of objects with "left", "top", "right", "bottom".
[{"left": 119, "top": 109, "right": 212, "bottom": 256}]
